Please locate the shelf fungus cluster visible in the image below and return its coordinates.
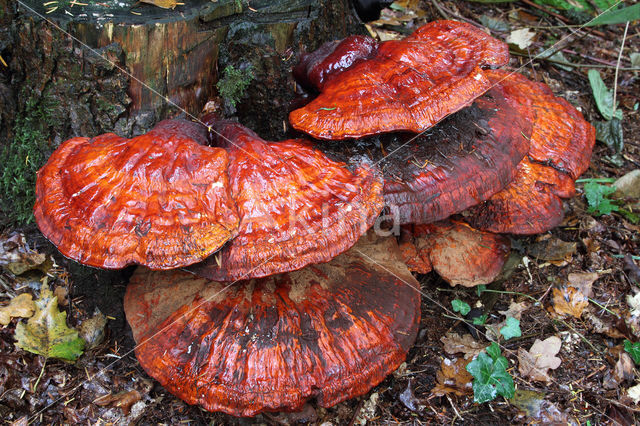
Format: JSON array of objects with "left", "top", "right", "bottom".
[{"left": 34, "top": 20, "right": 594, "bottom": 416}]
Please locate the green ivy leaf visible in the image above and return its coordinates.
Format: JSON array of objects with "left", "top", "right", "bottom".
[
  {"left": 452, "top": 299, "right": 471, "bottom": 316},
  {"left": 588, "top": 70, "right": 623, "bottom": 121},
  {"left": 15, "top": 283, "right": 84, "bottom": 362},
  {"left": 466, "top": 342, "right": 515, "bottom": 403},
  {"left": 624, "top": 339, "right": 640, "bottom": 365},
  {"left": 500, "top": 317, "right": 522, "bottom": 340},
  {"left": 473, "top": 314, "right": 488, "bottom": 325},
  {"left": 584, "top": 181, "right": 619, "bottom": 215}
]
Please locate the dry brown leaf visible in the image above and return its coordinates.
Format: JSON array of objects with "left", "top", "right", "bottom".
[
  {"left": 498, "top": 301, "right": 529, "bottom": 320},
  {"left": 510, "top": 389, "right": 573, "bottom": 424},
  {"left": 627, "top": 383, "right": 640, "bottom": 404},
  {"left": 0, "top": 293, "right": 35, "bottom": 326},
  {"left": 552, "top": 287, "right": 588, "bottom": 318},
  {"left": 441, "top": 332, "right": 487, "bottom": 359},
  {"left": 567, "top": 272, "right": 599, "bottom": 298},
  {"left": 517, "top": 336, "right": 562, "bottom": 383},
  {"left": 583, "top": 309, "right": 625, "bottom": 339},
  {"left": 528, "top": 237, "right": 577, "bottom": 262},
  {"left": 94, "top": 390, "right": 142, "bottom": 415},
  {"left": 431, "top": 357, "right": 473, "bottom": 397},
  {"left": 0, "top": 233, "right": 47, "bottom": 275}
]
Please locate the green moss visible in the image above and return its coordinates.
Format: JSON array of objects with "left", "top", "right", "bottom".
[
  {"left": 216, "top": 64, "right": 254, "bottom": 109},
  {"left": 0, "top": 94, "right": 57, "bottom": 226}
]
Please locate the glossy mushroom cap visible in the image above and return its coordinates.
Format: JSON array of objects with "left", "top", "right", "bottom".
[
  {"left": 464, "top": 71, "right": 595, "bottom": 234},
  {"left": 189, "top": 118, "right": 384, "bottom": 281},
  {"left": 317, "top": 83, "right": 532, "bottom": 225},
  {"left": 124, "top": 233, "right": 421, "bottom": 416},
  {"left": 289, "top": 20, "right": 509, "bottom": 139},
  {"left": 400, "top": 221, "right": 510, "bottom": 287},
  {"left": 34, "top": 119, "right": 239, "bottom": 269}
]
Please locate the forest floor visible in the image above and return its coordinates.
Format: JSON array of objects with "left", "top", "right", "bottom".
[{"left": 1, "top": 0, "right": 640, "bottom": 424}]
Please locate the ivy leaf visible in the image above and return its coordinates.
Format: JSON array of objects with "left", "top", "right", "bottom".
[
  {"left": 500, "top": 317, "right": 522, "bottom": 341},
  {"left": 14, "top": 283, "right": 84, "bottom": 362},
  {"left": 473, "top": 314, "right": 488, "bottom": 325},
  {"left": 466, "top": 342, "right": 514, "bottom": 403},
  {"left": 452, "top": 299, "right": 471, "bottom": 316},
  {"left": 624, "top": 340, "right": 640, "bottom": 365},
  {"left": 584, "top": 181, "right": 619, "bottom": 216},
  {"left": 588, "top": 70, "right": 622, "bottom": 121}
]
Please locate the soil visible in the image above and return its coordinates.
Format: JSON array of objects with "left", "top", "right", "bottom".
[{"left": 1, "top": 1, "right": 640, "bottom": 425}]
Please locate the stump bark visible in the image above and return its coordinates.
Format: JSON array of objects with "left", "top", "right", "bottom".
[{"left": 1, "top": 0, "right": 363, "bottom": 144}]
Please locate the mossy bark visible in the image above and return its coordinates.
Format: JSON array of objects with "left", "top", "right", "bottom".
[{"left": 2, "top": 0, "right": 362, "bottom": 143}]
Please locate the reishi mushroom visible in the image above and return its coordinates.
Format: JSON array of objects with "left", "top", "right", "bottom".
[
  {"left": 188, "top": 116, "right": 384, "bottom": 281},
  {"left": 289, "top": 20, "right": 509, "bottom": 139},
  {"left": 399, "top": 220, "right": 511, "bottom": 287},
  {"left": 124, "top": 233, "right": 420, "bottom": 416},
  {"left": 464, "top": 70, "right": 595, "bottom": 234},
  {"left": 31, "top": 18, "right": 598, "bottom": 418},
  {"left": 34, "top": 119, "right": 239, "bottom": 270}
]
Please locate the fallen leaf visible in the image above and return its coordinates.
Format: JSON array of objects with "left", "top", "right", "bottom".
[
  {"left": 614, "top": 170, "right": 640, "bottom": 199},
  {"left": 0, "top": 233, "right": 47, "bottom": 275},
  {"left": 627, "top": 292, "right": 640, "bottom": 317},
  {"left": 498, "top": 301, "right": 529, "bottom": 320},
  {"left": 399, "top": 379, "right": 421, "bottom": 412},
  {"left": 0, "top": 293, "right": 35, "bottom": 326},
  {"left": 567, "top": 272, "right": 599, "bottom": 298},
  {"left": 441, "top": 332, "right": 487, "bottom": 359},
  {"left": 518, "top": 336, "right": 562, "bottom": 383},
  {"left": 528, "top": 237, "right": 577, "bottom": 262},
  {"left": 431, "top": 357, "right": 473, "bottom": 397},
  {"left": 14, "top": 283, "right": 84, "bottom": 362},
  {"left": 552, "top": 287, "right": 588, "bottom": 318},
  {"left": 94, "top": 390, "right": 142, "bottom": 415},
  {"left": 79, "top": 309, "right": 107, "bottom": 349},
  {"left": 623, "top": 255, "right": 640, "bottom": 286},
  {"left": 584, "top": 310, "right": 625, "bottom": 339},
  {"left": 510, "top": 389, "right": 573, "bottom": 424},
  {"left": 627, "top": 383, "right": 640, "bottom": 404},
  {"left": 506, "top": 28, "right": 535, "bottom": 50}
]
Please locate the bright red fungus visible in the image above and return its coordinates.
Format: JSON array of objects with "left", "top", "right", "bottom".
[
  {"left": 400, "top": 220, "right": 510, "bottom": 287},
  {"left": 289, "top": 20, "right": 509, "bottom": 139},
  {"left": 124, "top": 234, "right": 420, "bottom": 416},
  {"left": 34, "top": 119, "right": 239, "bottom": 270},
  {"left": 188, "top": 117, "right": 384, "bottom": 281},
  {"left": 465, "top": 71, "right": 595, "bottom": 234}
]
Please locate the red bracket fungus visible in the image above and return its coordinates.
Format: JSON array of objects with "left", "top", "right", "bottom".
[
  {"left": 187, "top": 117, "right": 384, "bottom": 281},
  {"left": 464, "top": 70, "right": 595, "bottom": 234},
  {"left": 316, "top": 84, "right": 532, "bottom": 225},
  {"left": 289, "top": 20, "right": 509, "bottom": 139},
  {"left": 124, "top": 233, "right": 420, "bottom": 416},
  {"left": 399, "top": 220, "right": 510, "bottom": 287},
  {"left": 34, "top": 119, "right": 239, "bottom": 270}
]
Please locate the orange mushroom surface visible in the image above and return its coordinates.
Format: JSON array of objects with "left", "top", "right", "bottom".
[
  {"left": 188, "top": 117, "right": 384, "bottom": 281},
  {"left": 34, "top": 119, "right": 239, "bottom": 269},
  {"left": 464, "top": 71, "right": 595, "bottom": 234},
  {"left": 124, "top": 234, "right": 420, "bottom": 416},
  {"left": 289, "top": 20, "right": 509, "bottom": 139},
  {"left": 318, "top": 84, "right": 532, "bottom": 225},
  {"left": 400, "top": 220, "right": 510, "bottom": 287}
]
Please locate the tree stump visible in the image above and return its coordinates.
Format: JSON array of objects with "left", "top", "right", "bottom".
[{"left": 1, "top": 0, "right": 363, "bottom": 144}]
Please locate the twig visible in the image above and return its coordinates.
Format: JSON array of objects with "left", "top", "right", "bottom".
[
  {"left": 612, "top": 22, "right": 630, "bottom": 121},
  {"left": 521, "top": 0, "right": 606, "bottom": 38},
  {"left": 32, "top": 358, "right": 47, "bottom": 394},
  {"left": 430, "top": 0, "right": 449, "bottom": 20},
  {"left": 348, "top": 399, "right": 365, "bottom": 426}
]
